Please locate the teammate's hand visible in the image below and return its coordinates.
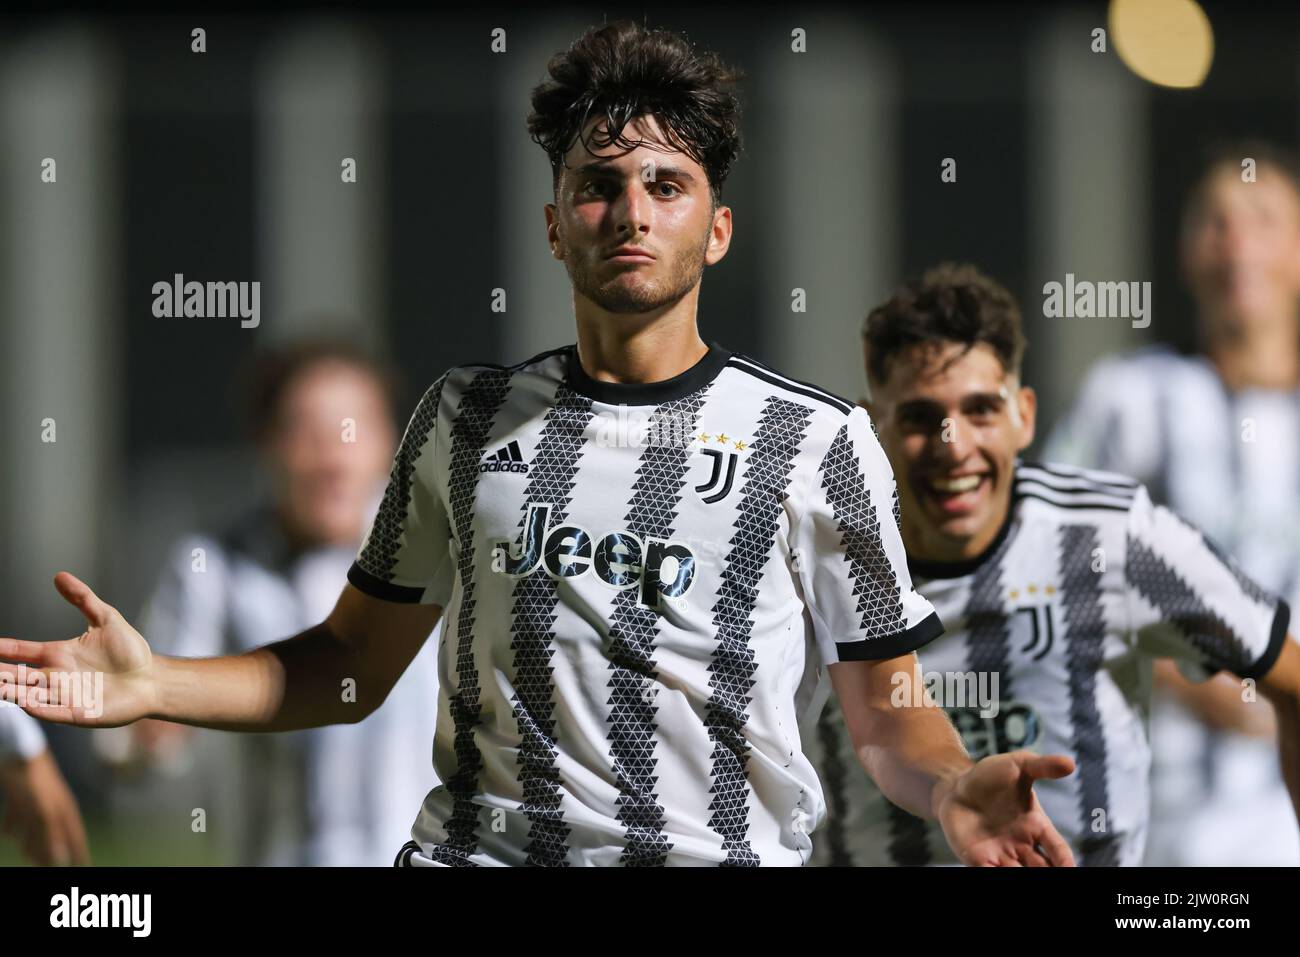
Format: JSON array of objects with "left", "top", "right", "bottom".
[
  {"left": 0, "top": 572, "right": 158, "bottom": 727},
  {"left": 935, "top": 750, "right": 1077, "bottom": 867},
  {"left": 0, "top": 749, "right": 92, "bottom": 865}
]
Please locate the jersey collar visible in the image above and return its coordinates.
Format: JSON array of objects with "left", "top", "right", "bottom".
[{"left": 563, "top": 340, "right": 732, "bottom": 406}]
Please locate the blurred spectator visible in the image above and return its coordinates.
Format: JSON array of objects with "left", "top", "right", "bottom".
[
  {"left": 124, "top": 338, "right": 441, "bottom": 866},
  {"left": 1046, "top": 141, "right": 1300, "bottom": 865}
]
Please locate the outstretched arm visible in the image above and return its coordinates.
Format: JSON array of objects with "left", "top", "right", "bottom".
[
  {"left": 0, "top": 572, "right": 441, "bottom": 733},
  {"left": 830, "top": 653, "right": 1076, "bottom": 867},
  {"left": 1259, "top": 635, "right": 1300, "bottom": 829}
]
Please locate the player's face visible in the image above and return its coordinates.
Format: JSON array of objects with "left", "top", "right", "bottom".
[
  {"left": 261, "top": 361, "right": 397, "bottom": 547},
  {"left": 544, "top": 114, "right": 731, "bottom": 314},
  {"left": 868, "top": 342, "right": 1035, "bottom": 559},
  {"left": 1181, "top": 164, "right": 1300, "bottom": 331}
]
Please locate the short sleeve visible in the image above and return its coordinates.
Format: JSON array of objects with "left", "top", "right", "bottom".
[
  {"left": 1125, "top": 484, "right": 1289, "bottom": 681},
  {"left": 792, "top": 405, "right": 943, "bottom": 664},
  {"left": 0, "top": 706, "right": 47, "bottom": 760},
  {"left": 347, "top": 374, "right": 454, "bottom": 606}
]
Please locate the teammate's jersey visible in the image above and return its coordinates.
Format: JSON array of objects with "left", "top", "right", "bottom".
[
  {"left": 1046, "top": 346, "right": 1300, "bottom": 866},
  {"left": 140, "top": 503, "right": 441, "bottom": 866},
  {"left": 347, "top": 341, "right": 942, "bottom": 866},
  {"left": 804, "top": 460, "right": 1289, "bottom": 867},
  {"left": 1047, "top": 346, "right": 1300, "bottom": 608},
  {"left": 0, "top": 706, "right": 45, "bottom": 761}
]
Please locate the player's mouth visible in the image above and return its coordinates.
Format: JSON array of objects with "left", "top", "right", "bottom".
[
  {"left": 604, "top": 245, "right": 657, "bottom": 264},
  {"left": 918, "top": 472, "right": 989, "bottom": 516}
]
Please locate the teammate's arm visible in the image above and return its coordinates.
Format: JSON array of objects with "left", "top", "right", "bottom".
[
  {"left": 830, "top": 652, "right": 1076, "bottom": 867},
  {"left": 1153, "top": 658, "right": 1276, "bottom": 736},
  {"left": 827, "top": 652, "right": 968, "bottom": 818},
  {"left": 0, "top": 573, "right": 441, "bottom": 732},
  {"left": 1258, "top": 635, "right": 1300, "bottom": 827},
  {"left": 1124, "top": 485, "right": 1299, "bottom": 831}
]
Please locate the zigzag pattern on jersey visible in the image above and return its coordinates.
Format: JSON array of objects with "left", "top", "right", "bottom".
[
  {"left": 425, "top": 368, "right": 514, "bottom": 866},
  {"left": 605, "top": 391, "right": 709, "bottom": 866},
  {"left": 1058, "top": 523, "right": 1119, "bottom": 867},
  {"left": 1168, "top": 510, "right": 1278, "bottom": 609},
  {"left": 706, "top": 396, "right": 812, "bottom": 865},
  {"left": 507, "top": 385, "right": 594, "bottom": 866},
  {"left": 882, "top": 524, "right": 1019, "bottom": 867},
  {"left": 819, "top": 423, "right": 905, "bottom": 638},
  {"left": 880, "top": 523, "right": 1016, "bottom": 866},
  {"left": 355, "top": 371, "right": 448, "bottom": 582},
  {"left": 1125, "top": 536, "right": 1256, "bottom": 675},
  {"left": 813, "top": 700, "right": 854, "bottom": 867}
]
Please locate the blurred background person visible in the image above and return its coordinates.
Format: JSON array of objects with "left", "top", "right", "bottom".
[
  {"left": 0, "top": 706, "right": 90, "bottom": 865},
  {"left": 118, "top": 339, "right": 441, "bottom": 866},
  {"left": 1046, "top": 142, "right": 1300, "bottom": 866}
]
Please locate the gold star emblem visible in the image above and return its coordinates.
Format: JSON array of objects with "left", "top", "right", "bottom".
[
  {"left": 716, "top": 433, "right": 729, "bottom": 444},
  {"left": 1027, "top": 584, "right": 1038, "bottom": 594},
  {"left": 698, "top": 433, "right": 710, "bottom": 443},
  {"left": 1009, "top": 589, "right": 1019, "bottom": 600},
  {"left": 1045, "top": 584, "right": 1056, "bottom": 595},
  {"left": 734, "top": 439, "right": 746, "bottom": 451}
]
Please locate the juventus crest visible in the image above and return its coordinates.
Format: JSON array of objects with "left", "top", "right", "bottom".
[{"left": 695, "top": 447, "right": 739, "bottom": 503}]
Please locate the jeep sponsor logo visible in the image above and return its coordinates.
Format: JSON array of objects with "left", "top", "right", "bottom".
[
  {"left": 490, "top": 502, "right": 696, "bottom": 610},
  {"left": 946, "top": 701, "right": 1043, "bottom": 759}
]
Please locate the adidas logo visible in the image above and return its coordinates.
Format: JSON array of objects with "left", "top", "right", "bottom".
[{"left": 480, "top": 440, "right": 529, "bottom": 473}]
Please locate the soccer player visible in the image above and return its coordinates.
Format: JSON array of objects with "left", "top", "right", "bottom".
[
  {"left": 0, "top": 707, "right": 89, "bottom": 865},
  {"left": 0, "top": 21, "right": 1075, "bottom": 867},
  {"left": 804, "top": 263, "right": 1300, "bottom": 866},
  {"left": 126, "top": 340, "right": 440, "bottom": 866},
  {"left": 1047, "top": 143, "right": 1300, "bottom": 865}
]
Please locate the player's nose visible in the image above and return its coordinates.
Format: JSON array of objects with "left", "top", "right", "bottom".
[{"left": 612, "top": 183, "right": 651, "bottom": 235}]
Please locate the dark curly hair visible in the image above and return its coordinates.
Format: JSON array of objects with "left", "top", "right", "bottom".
[
  {"left": 862, "top": 263, "right": 1027, "bottom": 387},
  {"left": 527, "top": 20, "right": 743, "bottom": 207}
]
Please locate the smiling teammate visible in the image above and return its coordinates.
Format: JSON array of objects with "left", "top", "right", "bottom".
[
  {"left": 804, "top": 263, "right": 1300, "bottom": 866},
  {"left": 1, "top": 22, "right": 1075, "bottom": 867}
]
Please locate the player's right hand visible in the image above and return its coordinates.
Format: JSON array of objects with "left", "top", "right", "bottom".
[{"left": 0, "top": 572, "right": 158, "bottom": 728}]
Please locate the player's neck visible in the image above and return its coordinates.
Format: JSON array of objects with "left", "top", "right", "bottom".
[
  {"left": 1204, "top": 314, "right": 1300, "bottom": 391},
  {"left": 572, "top": 292, "right": 709, "bottom": 385}
]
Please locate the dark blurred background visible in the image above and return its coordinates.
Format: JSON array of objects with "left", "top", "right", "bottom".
[{"left": 0, "top": 0, "right": 1295, "bottom": 862}]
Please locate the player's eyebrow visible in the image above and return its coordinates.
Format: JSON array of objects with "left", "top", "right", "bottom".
[
  {"left": 895, "top": 391, "right": 1005, "bottom": 417},
  {"left": 961, "top": 390, "right": 1007, "bottom": 408},
  {"left": 644, "top": 165, "right": 696, "bottom": 183},
  {"left": 572, "top": 161, "right": 697, "bottom": 184}
]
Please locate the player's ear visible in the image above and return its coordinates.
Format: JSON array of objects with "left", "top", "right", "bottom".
[
  {"left": 704, "top": 203, "right": 732, "bottom": 266},
  {"left": 1015, "top": 383, "right": 1037, "bottom": 451},
  {"left": 544, "top": 203, "right": 563, "bottom": 260}
]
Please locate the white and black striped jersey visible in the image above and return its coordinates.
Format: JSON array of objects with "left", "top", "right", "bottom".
[
  {"left": 347, "top": 341, "right": 942, "bottom": 866},
  {"left": 804, "top": 460, "right": 1289, "bottom": 867},
  {"left": 1046, "top": 345, "right": 1300, "bottom": 866},
  {"left": 139, "top": 504, "right": 441, "bottom": 866}
]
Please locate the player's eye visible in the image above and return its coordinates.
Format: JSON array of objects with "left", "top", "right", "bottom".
[
  {"left": 650, "top": 180, "right": 681, "bottom": 198},
  {"left": 898, "top": 408, "right": 942, "bottom": 431}
]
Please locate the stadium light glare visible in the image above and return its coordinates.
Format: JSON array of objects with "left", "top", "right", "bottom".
[{"left": 1109, "top": 0, "right": 1215, "bottom": 89}]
